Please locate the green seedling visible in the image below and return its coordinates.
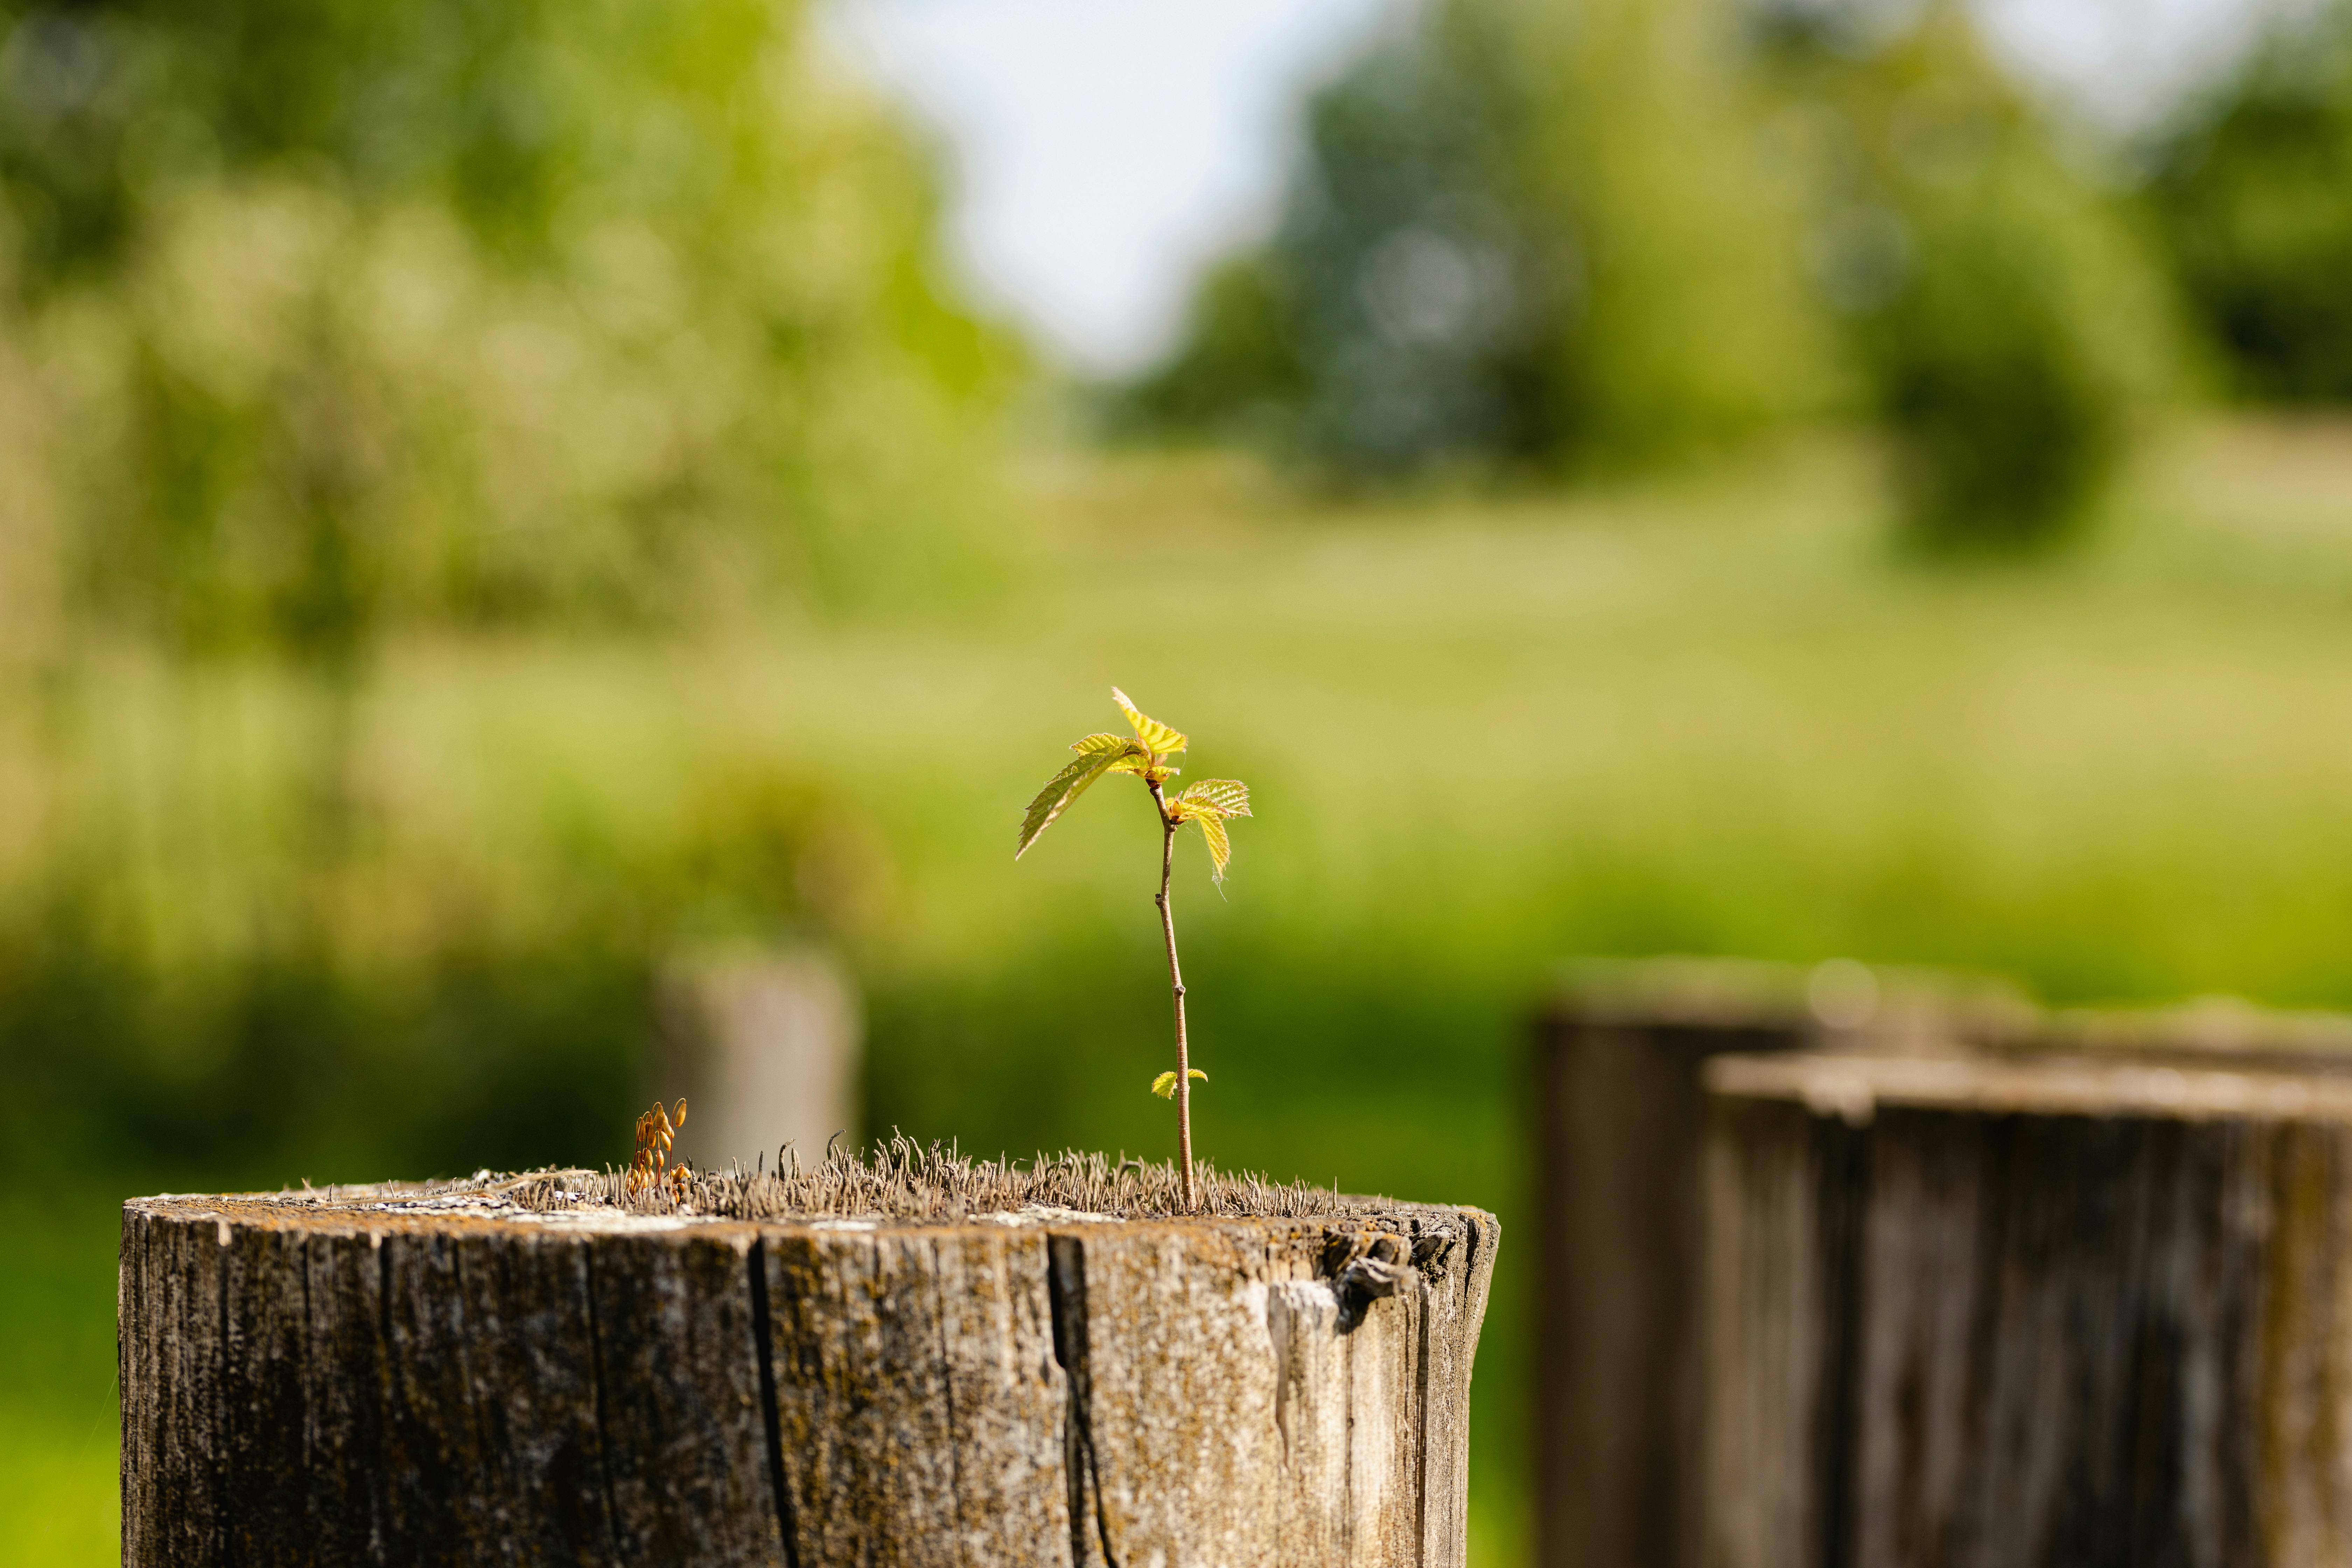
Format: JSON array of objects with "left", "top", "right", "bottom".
[{"left": 1017, "top": 687, "right": 1251, "bottom": 1208}]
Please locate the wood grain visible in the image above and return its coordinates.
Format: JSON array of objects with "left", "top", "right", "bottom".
[
  {"left": 1703, "top": 1049, "right": 2352, "bottom": 1568},
  {"left": 122, "top": 1190, "right": 1497, "bottom": 1567},
  {"left": 1531, "top": 961, "right": 2038, "bottom": 1568}
]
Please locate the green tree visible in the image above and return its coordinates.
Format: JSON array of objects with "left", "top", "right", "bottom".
[
  {"left": 1763, "top": 1, "right": 2184, "bottom": 552},
  {"left": 2145, "top": 0, "right": 2352, "bottom": 402},
  {"left": 1120, "top": 0, "right": 1833, "bottom": 475},
  {"left": 0, "top": 0, "right": 1012, "bottom": 650}
]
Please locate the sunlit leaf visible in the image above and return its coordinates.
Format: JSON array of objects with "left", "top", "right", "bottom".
[
  {"left": 1176, "top": 778, "right": 1251, "bottom": 817},
  {"left": 1150, "top": 1068, "right": 1208, "bottom": 1098},
  {"left": 1072, "top": 733, "right": 1141, "bottom": 757},
  {"left": 1107, "top": 754, "right": 1168, "bottom": 778},
  {"left": 1016, "top": 748, "right": 1125, "bottom": 858},
  {"left": 1191, "top": 811, "right": 1232, "bottom": 880},
  {"left": 1111, "top": 686, "right": 1188, "bottom": 755}
]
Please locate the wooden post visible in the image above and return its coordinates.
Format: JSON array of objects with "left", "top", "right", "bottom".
[
  {"left": 1532, "top": 959, "right": 2033, "bottom": 1568},
  {"left": 657, "top": 947, "right": 860, "bottom": 1173},
  {"left": 120, "top": 1184, "right": 1497, "bottom": 1567},
  {"left": 1702, "top": 1049, "right": 2352, "bottom": 1568}
]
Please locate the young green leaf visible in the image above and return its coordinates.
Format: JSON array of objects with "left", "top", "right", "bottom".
[
  {"left": 1111, "top": 686, "right": 1188, "bottom": 756},
  {"left": 1107, "top": 754, "right": 1167, "bottom": 779},
  {"left": 1151, "top": 1068, "right": 1209, "bottom": 1099},
  {"left": 1190, "top": 811, "right": 1233, "bottom": 880},
  {"left": 1176, "top": 778, "right": 1251, "bottom": 817},
  {"left": 1017, "top": 749, "right": 1128, "bottom": 858},
  {"left": 1072, "top": 733, "right": 1143, "bottom": 757}
]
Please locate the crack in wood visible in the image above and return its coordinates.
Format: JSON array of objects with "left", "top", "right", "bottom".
[
  {"left": 1048, "top": 1233, "right": 1120, "bottom": 1568},
  {"left": 582, "top": 1243, "right": 624, "bottom": 1558},
  {"left": 929, "top": 1238, "right": 972, "bottom": 1568},
  {"left": 746, "top": 1238, "right": 802, "bottom": 1568}
]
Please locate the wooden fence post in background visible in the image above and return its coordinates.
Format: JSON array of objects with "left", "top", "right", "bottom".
[
  {"left": 1532, "top": 958, "right": 2032, "bottom": 1568},
  {"left": 1703, "top": 1047, "right": 2352, "bottom": 1568},
  {"left": 658, "top": 946, "right": 860, "bottom": 1173}
]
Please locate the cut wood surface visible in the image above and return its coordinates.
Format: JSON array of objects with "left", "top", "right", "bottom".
[
  {"left": 121, "top": 1177, "right": 1497, "bottom": 1568},
  {"left": 1703, "top": 1048, "right": 2352, "bottom": 1568}
]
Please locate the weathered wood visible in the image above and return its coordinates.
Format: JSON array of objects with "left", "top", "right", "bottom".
[
  {"left": 1702, "top": 1049, "right": 2352, "bottom": 1568},
  {"left": 122, "top": 1186, "right": 1496, "bottom": 1567},
  {"left": 657, "top": 946, "right": 861, "bottom": 1172},
  {"left": 1532, "top": 958, "right": 2030, "bottom": 1568}
]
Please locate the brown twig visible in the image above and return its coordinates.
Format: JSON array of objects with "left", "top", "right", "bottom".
[{"left": 1145, "top": 777, "right": 1197, "bottom": 1209}]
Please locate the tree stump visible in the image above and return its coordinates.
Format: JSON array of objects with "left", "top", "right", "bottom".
[
  {"left": 1702, "top": 1049, "right": 2352, "bottom": 1568},
  {"left": 1532, "top": 958, "right": 2030, "bottom": 1568},
  {"left": 120, "top": 1168, "right": 1497, "bottom": 1567}
]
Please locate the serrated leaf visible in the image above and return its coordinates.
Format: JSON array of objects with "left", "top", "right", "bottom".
[
  {"left": 1016, "top": 748, "right": 1125, "bottom": 859},
  {"left": 1191, "top": 810, "right": 1233, "bottom": 881},
  {"left": 1150, "top": 1068, "right": 1208, "bottom": 1099},
  {"left": 1071, "top": 733, "right": 1140, "bottom": 757},
  {"left": 1111, "top": 686, "right": 1187, "bottom": 756},
  {"left": 1176, "top": 778, "right": 1251, "bottom": 818}
]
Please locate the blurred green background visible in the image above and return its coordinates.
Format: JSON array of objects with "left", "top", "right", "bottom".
[{"left": 9, "top": 0, "right": 2352, "bottom": 1560}]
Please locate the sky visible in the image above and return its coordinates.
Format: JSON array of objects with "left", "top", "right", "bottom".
[{"left": 833, "top": 0, "right": 2282, "bottom": 377}]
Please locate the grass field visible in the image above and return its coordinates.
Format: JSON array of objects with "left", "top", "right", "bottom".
[{"left": 11, "top": 418, "right": 2352, "bottom": 1562}]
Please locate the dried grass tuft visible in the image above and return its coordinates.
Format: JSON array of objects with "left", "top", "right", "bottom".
[{"left": 488, "top": 1134, "right": 1390, "bottom": 1222}]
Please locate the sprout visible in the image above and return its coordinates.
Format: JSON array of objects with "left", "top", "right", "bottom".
[{"left": 1017, "top": 688, "right": 1252, "bottom": 1209}]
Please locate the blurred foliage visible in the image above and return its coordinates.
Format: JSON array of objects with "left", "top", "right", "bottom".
[
  {"left": 0, "top": 652, "right": 881, "bottom": 1189},
  {"left": 0, "top": 0, "right": 1015, "bottom": 657},
  {"left": 1118, "top": 0, "right": 1833, "bottom": 475},
  {"left": 1762, "top": 1, "right": 2184, "bottom": 552},
  {"left": 0, "top": 0, "right": 980, "bottom": 1203},
  {"left": 1125, "top": 0, "right": 2185, "bottom": 554},
  {"left": 2145, "top": 0, "right": 2352, "bottom": 404}
]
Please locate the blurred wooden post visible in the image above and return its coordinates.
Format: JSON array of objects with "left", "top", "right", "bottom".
[
  {"left": 658, "top": 947, "right": 860, "bottom": 1174},
  {"left": 1702, "top": 1048, "right": 2352, "bottom": 1568},
  {"left": 1532, "top": 958, "right": 2030, "bottom": 1568}
]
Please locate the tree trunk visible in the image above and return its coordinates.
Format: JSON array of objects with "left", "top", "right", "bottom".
[
  {"left": 1702, "top": 1048, "right": 2352, "bottom": 1568},
  {"left": 1532, "top": 959, "right": 2029, "bottom": 1568},
  {"left": 120, "top": 1188, "right": 1497, "bottom": 1567}
]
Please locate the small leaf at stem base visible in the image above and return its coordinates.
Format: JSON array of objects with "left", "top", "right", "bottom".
[{"left": 1150, "top": 1068, "right": 1209, "bottom": 1099}]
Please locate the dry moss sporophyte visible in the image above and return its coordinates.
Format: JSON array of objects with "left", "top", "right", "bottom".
[{"left": 1016, "top": 688, "right": 1252, "bottom": 1211}]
